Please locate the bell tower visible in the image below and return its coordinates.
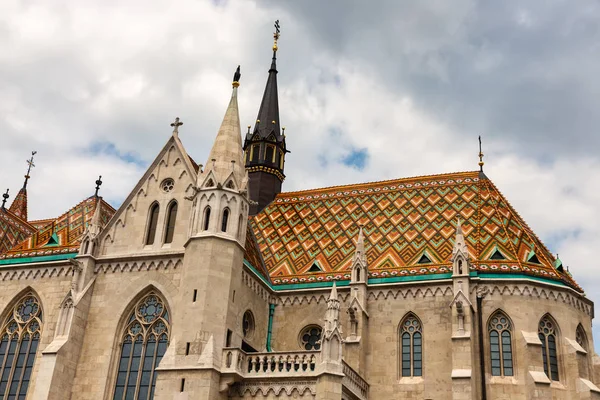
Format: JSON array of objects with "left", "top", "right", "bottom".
[{"left": 243, "top": 20, "right": 288, "bottom": 215}]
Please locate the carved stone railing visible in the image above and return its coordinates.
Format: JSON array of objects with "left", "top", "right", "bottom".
[
  {"left": 342, "top": 360, "right": 369, "bottom": 400},
  {"left": 222, "top": 348, "right": 320, "bottom": 378}
]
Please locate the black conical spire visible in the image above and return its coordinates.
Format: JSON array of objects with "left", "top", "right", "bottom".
[
  {"left": 252, "top": 21, "right": 281, "bottom": 140},
  {"left": 244, "top": 20, "right": 288, "bottom": 216}
]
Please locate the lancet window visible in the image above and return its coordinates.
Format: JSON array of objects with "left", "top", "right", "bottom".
[
  {"left": 488, "top": 311, "right": 513, "bottom": 376},
  {"left": 538, "top": 315, "right": 559, "bottom": 381},
  {"left": 221, "top": 209, "right": 229, "bottom": 233},
  {"left": 145, "top": 203, "right": 160, "bottom": 245},
  {"left": 0, "top": 293, "right": 43, "bottom": 399},
  {"left": 203, "top": 207, "right": 211, "bottom": 231},
  {"left": 113, "top": 292, "right": 170, "bottom": 400},
  {"left": 400, "top": 313, "right": 422, "bottom": 377},
  {"left": 163, "top": 202, "right": 178, "bottom": 244}
]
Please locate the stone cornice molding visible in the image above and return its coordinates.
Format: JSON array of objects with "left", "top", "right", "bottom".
[
  {"left": 368, "top": 286, "right": 453, "bottom": 301},
  {"left": 242, "top": 270, "right": 273, "bottom": 302},
  {"left": 276, "top": 291, "right": 351, "bottom": 307},
  {"left": 231, "top": 380, "right": 317, "bottom": 397},
  {"left": 94, "top": 257, "right": 182, "bottom": 274},
  {"left": 0, "top": 262, "right": 73, "bottom": 281}
]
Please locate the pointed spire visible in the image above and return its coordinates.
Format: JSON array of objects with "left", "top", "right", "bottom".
[
  {"left": 452, "top": 217, "right": 468, "bottom": 258},
  {"left": 252, "top": 20, "right": 282, "bottom": 140},
  {"left": 328, "top": 281, "right": 338, "bottom": 303},
  {"left": 203, "top": 66, "right": 245, "bottom": 185},
  {"left": 1, "top": 189, "right": 8, "bottom": 210},
  {"left": 8, "top": 151, "right": 37, "bottom": 220},
  {"left": 356, "top": 225, "right": 365, "bottom": 255}
]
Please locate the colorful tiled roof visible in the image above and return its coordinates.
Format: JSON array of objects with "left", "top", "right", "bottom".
[
  {"left": 0, "top": 208, "right": 36, "bottom": 255},
  {"left": 0, "top": 196, "right": 115, "bottom": 261},
  {"left": 250, "top": 171, "right": 581, "bottom": 291},
  {"left": 244, "top": 223, "right": 271, "bottom": 283},
  {"left": 8, "top": 188, "right": 28, "bottom": 220}
]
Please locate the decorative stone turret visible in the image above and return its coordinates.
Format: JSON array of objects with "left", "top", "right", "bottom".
[
  {"left": 190, "top": 67, "right": 249, "bottom": 246},
  {"left": 321, "top": 282, "right": 343, "bottom": 372}
]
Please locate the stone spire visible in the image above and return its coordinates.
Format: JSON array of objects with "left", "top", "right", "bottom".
[
  {"left": 244, "top": 20, "right": 288, "bottom": 215},
  {"left": 9, "top": 151, "right": 37, "bottom": 220},
  {"left": 452, "top": 217, "right": 468, "bottom": 259},
  {"left": 351, "top": 226, "right": 368, "bottom": 284},
  {"left": 452, "top": 217, "right": 469, "bottom": 277},
  {"left": 202, "top": 67, "right": 245, "bottom": 187},
  {"left": 321, "top": 282, "right": 343, "bottom": 370}
]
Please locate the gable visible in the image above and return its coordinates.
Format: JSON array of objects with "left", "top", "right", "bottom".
[{"left": 99, "top": 135, "right": 198, "bottom": 257}]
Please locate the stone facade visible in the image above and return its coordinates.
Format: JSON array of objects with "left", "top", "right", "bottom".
[{"left": 0, "top": 38, "right": 599, "bottom": 400}]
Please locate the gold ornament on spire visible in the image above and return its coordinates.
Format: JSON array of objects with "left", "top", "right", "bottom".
[
  {"left": 273, "top": 20, "right": 281, "bottom": 52},
  {"left": 232, "top": 65, "right": 241, "bottom": 88}
]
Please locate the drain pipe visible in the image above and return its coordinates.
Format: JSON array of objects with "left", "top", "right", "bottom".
[
  {"left": 476, "top": 287, "right": 488, "bottom": 400},
  {"left": 266, "top": 303, "right": 275, "bottom": 352}
]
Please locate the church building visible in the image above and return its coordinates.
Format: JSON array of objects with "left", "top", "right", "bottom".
[{"left": 0, "top": 23, "right": 599, "bottom": 400}]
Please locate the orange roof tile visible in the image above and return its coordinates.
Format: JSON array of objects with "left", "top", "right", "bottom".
[{"left": 250, "top": 171, "right": 581, "bottom": 291}]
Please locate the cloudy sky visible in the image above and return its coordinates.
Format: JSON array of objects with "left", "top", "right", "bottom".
[{"left": 2, "top": 1, "right": 600, "bottom": 349}]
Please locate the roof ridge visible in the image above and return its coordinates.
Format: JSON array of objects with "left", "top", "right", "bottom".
[{"left": 277, "top": 170, "right": 480, "bottom": 198}]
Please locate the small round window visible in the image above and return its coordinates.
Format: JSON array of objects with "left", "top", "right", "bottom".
[
  {"left": 299, "top": 325, "right": 322, "bottom": 350},
  {"left": 242, "top": 310, "right": 255, "bottom": 339},
  {"left": 161, "top": 178, "right": 175, "bottom": 193}
]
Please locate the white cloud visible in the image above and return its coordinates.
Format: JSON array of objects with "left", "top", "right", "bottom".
[{"left": 1, "top": 0, "right": 599, "bottom": 351}]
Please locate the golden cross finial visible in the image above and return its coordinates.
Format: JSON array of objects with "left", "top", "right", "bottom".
[
  {"left": 478, "top": 136, "right": 484, "bottom": 171},
  {"left": 273, "top": 20, "right": 281, "bottom": 52},
  {"left": 171, "top": 117, "right": 183, "bottom": 134}
]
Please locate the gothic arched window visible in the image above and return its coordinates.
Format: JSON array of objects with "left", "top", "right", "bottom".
[
  {"left": 538, "top": 315, "right": 560, "bottom": 381},
  {"left": 221, "top": 209, "right": 229, "bottom": 233},
  {"left": 299, "top": 326, "right": 322, "bottom": 351},
  {"left": 113, "top": 292, "right": 170, "bottom": 400},
  {"left": 203, "top": 207, "right": 211, "bottom": 231},
  {"left": 400, "top": 313, "right": 422, "bottom": 377},
  {"left": 145, "top": 203, "right": 160, "bottom": 245},
  {"left": 0, "top": 293, "right": 42, "bottom": 399},
  {"left": 488, "top": 311, "right": 514, "bottom": 376},
  {"left": 163, "top": 202, "right": 178, "bottom": 244}
]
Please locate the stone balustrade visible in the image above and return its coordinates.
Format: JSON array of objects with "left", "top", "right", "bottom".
[
  {"left": 342, "top": 360, "right": 369, "bottom": 400},
  {"left": 222, "top": 348, "right": 320, "bottom": 378}
]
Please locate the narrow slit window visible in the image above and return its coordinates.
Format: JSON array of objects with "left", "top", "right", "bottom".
[
  {"left": 146, "top": 204, "right": 160, "bottom": 245},
  {"left": 221, "top": 209, "right": 229, "bottom": 233},
  {"left": 203, "top": 207, "right": 211, "bottom": 231},
  {"left": 163, "top": 202, "right": 178, "bottom": 244}
]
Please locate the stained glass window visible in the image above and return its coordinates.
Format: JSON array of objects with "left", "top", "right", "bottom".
[
  {"left": 145, "top": 204, "right": 160, "bottom": 245},
  {"left": 488, "top": 311, "right": 513, "bottom": 376},
  {"left": 113, "top": 293, "right": 170, "bottom": 400},
  {"left": 163, "top": 202, "right": 178, "bottom": 244},
  {"left": 400, "top": 314, "right": 422, "bottom": 377},
  {"left": 538, "top": 315, "right": 559, "bottom": 381},
  {"left": 299, "top": 326, "right": 322, "bottom": 351},
  {"left": 0, "top": 293, "right": 43, "bottom": 399}
]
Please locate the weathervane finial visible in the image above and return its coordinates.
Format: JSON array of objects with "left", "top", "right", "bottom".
[
  {"left": 232, "top": 65, "right": 241, "bottom": 88},
  {"left": 273, "top": 20, "right": 281, "bottom": 52},
  {"left": 478, "top": 136, "right": 484, "bottom": 172},
  {"left": 1, "top": 189, "right": 8, "bottom": 209},
  {"left": 23, "top": 151, "right": 37, "bottom": 189},
  {"left": 94, "top": 175, "right": 103, "bottom": 198}
]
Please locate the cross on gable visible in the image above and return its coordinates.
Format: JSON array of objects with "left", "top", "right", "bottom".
[{"left": 170, "top": 117, "right": 183, "bottom": 134}]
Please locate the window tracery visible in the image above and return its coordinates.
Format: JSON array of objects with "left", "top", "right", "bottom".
[
  {"left": 488, "top": 311, "right": 513, "bottom": 376},
  {"left": 538, "top": 315, "right": 559, "bottom": 381},
  {"left": 113, "top": 292, "right": 170, "bottom": 400},
  {"left": 0, "top": 293, "right": 43, "bottom": 399},
  {"left": 400, "top": 314, "right": 422, "bottom": 377},
  {"left": 299, "top": 326, "right": 322, "bottom": 351}
]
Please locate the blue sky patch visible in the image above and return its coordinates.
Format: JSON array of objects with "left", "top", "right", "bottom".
[{"left": 341, "top": 147, "right": 369, "bottom": 170}]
